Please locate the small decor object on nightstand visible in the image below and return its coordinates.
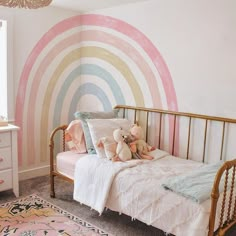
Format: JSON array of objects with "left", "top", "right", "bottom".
[{"left": 0, "top": 116, "right": 8, "bottom": 126}]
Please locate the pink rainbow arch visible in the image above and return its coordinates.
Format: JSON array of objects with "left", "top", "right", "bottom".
[{"left": 16, "top": 14, "right": 178, "bottom": 165}]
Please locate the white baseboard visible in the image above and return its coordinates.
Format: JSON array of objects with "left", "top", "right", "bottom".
[{"left": 19, "top": 165, "right": 50, "bottom": 181}]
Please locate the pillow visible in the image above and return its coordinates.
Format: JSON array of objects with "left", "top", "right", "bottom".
[
  {"left": 87, "top": 118, "right": 132, "bottom": 158},
  {"left": 74, "top": 110, "right": 119, "bottom": 154},
  {"left": 65, "top": 120, "right": 87, "bottom": 153}
]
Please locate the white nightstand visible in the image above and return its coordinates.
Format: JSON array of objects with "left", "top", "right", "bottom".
[{"left": 0, "top": 124, "right": 19, "bottom": 197}]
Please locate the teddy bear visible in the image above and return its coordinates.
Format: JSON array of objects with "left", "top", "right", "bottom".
[
  {"left": 128, "top": 124, "right": 155, "bottom": 160},
  {"left": 112, "top": 128, "right": 132, "bottom": 162}
]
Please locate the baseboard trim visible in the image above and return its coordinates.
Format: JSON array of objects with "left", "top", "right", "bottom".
[{"left": 19, "top": 165, "right": 49, "bottom": 181}]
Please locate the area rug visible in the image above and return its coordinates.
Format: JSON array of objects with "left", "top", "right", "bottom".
[{"left": 0, "top": 194, "right": 111, "bottom": 236}]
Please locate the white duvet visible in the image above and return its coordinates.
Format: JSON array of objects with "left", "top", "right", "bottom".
[{"left": 73, "top": 149, "right": 218, "bottom": 236}]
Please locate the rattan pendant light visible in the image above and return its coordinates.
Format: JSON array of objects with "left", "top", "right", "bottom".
[{"left": 0, "top": 0, "right": 52, "bottom": 9}]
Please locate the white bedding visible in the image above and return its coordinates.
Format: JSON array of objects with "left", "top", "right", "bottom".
[
  {"left": 73, "top": 149, "right": 219, "bottom": 236},
  {"left": 73, "top": 149, "right": 169, "bottom": 214},
  {"left": 106, "top": 155, "right": 210, "bottom": 236}
]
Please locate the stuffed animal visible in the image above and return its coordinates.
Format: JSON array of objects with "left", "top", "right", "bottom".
[
  {"left": 97, "top": 136, "right": 117, "bottom": 160},
  {"left": 129, "top": 124, "right": 155, "bottom": 160},
  {"left": 129, "top": 141, "right": 142, "bottom": 159},
  {"left": 112, "top": 128, "right": 132, "bottom": 162}
]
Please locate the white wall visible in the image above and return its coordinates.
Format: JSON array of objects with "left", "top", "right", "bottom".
[
  {"left": 0, "top": 20, "right": 7, "bottom": 118},
  {"left": 92, "top": 0, "right": 236, "bottom": 118},
  {"left": 0, "top": 6, "right": 79, "bottom": 121}
]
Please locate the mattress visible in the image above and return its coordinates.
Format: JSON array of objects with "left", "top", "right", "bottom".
[{"left": 56, "top": 151, "right": 87, "bottom": 179}]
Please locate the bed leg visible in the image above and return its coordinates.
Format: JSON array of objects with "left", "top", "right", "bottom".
[{"left": 50, "top": 174, "right": 55, "bottom": 198}]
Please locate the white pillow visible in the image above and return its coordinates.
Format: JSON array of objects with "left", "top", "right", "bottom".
[{"left": 87, "top": 118, "right": 132, "bottom": 159}]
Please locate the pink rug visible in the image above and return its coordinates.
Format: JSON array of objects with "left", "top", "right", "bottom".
[{"left": 0, "top": 194, "right": 110, "bottom": 235}]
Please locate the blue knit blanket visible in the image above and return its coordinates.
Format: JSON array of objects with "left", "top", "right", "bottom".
[{"left": 162, "top": 161, "right": 223, "bottom": 203}]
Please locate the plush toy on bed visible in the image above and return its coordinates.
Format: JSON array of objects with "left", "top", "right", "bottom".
[
  {"left": 112, "top": 128, "right": 132, "bottom": 162},
  {"left": 128, "top": 124, "right": 155, "bottom": 160},
  {"left": 97, "top": 137, "right": 117, "bottom": 160}
]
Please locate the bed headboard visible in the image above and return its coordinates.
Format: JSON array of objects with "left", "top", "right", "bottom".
[{"left": 115, "top": 105, "right": 236, "bottom": 164}]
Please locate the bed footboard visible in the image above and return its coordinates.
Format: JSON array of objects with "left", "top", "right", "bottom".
[
  {"left": 209, "top": 159, "right": 236, "bottom": 236},
  {"left": 49, "top": 124, "right": 72, "bottom": 198}
]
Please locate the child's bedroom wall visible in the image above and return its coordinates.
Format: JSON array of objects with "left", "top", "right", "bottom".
[
  {"left": 0, "top": 6, "right": 80, "bottom": 179},
  {"left": 93, "top": 0, "right": 236, "bottom": 117},
  {"left": 1, "top": 0, "right": 235, "bottom": 179}
]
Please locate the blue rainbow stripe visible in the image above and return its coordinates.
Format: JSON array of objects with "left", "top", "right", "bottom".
[{"left": 53, "top": 64, "right": 125, "bottom": 126}]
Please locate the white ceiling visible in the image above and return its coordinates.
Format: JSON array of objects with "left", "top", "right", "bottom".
[{"left": 51, "top": 0, "right": 147, "bottom": 13}]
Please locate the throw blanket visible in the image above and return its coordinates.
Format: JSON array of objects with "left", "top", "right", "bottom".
[
  {"left": 162, "top": 161, "right": 223, "bottom": 203},
  {"left": 73, "top": 149, "right": 168, "bottom": 214}
]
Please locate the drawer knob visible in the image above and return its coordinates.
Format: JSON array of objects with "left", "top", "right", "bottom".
[
  {"left": 0, "top": 157, "right": 3, "bottom": 162},
  {"left": 0, "top": 180, "right": 4, "bottom": 184}
]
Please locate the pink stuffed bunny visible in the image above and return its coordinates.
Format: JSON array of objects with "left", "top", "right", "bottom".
[{"left": 129, "top": 124, "right": 155, "bottom": 160}]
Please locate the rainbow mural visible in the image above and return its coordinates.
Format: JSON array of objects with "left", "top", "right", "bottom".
[{"left": 15, "top": 14, "right": 178, "bottom": 169}]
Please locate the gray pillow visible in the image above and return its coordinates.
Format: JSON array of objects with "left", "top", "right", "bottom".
[{"left": 74, "top": 110, "right": 119, "bottom": 154}]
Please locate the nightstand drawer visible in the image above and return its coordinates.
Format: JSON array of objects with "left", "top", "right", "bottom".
[
  {"left": 0, "top": 132, "right": 11, "bottom": 148},
  {"left": 0, "top": 147, "right": 12, "bottom": 170},
  {"left": 0, "top": 125, "right": 19, "bottom": 197},
  {"left": 0, "top": 169, "right": 13, "bottom": 192}
]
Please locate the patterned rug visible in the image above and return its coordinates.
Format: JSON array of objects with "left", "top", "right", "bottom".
[{"left": 0, "top": 194, "right": 111, "bottom": 236}]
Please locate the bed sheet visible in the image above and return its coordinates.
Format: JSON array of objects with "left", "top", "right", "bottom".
[{"left": 56, "top": 151, "right": 88, "bottom": 179}]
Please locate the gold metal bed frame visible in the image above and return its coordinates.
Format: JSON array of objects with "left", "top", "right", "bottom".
[{"left": 49, "top": 105, "right": 236, "bottom": 236}]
